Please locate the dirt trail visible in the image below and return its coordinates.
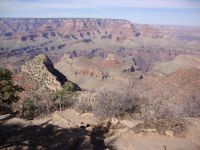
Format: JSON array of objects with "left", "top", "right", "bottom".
[
  {"left": 32, "top": 109, "right": 99, "bottom": 128},
  {"left": 108, "top": 119, "right": 200, "bottom": 150}
]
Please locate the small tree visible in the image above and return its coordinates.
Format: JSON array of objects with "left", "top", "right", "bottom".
[
  {"left": 40, "top": 89, "right": 55, "bottom": 115},
  {"left": 54, "top": 81, "right": 80, "bottom": 111},
  {"left": 21, "top": 98, "right": 37, "bottom": 119},
  {"left": 0, "top": 68, "right": 22, "bottom": 114}
]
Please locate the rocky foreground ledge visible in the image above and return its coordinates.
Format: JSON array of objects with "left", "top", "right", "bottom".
[{"left": 1, "top": 109, "right": 200, "bottom": 150}]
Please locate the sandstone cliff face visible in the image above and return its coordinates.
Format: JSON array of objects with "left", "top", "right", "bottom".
[
  {"left": 21, "top": 54, "right": 66, "bottom": 91},
  {"left": 62, "top": 54, "right": 108, "bottom": 79}
]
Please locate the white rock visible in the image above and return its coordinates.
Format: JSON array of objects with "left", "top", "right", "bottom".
[{"left": 165, "top": 130, "right": 173, "bottom": 137}]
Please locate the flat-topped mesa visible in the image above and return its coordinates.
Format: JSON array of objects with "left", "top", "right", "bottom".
[
  {"left": 21, "top": 54, "right": 67, "bottom": 91},
  {"left": 0, "top": 18, "right": 136, "bottom": 43}
]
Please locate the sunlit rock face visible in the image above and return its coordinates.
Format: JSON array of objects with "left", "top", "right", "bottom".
[{"left": 21, "top": 54, "right": 66, "bottom": 91}]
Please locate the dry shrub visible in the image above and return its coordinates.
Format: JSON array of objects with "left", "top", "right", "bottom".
[
  {"left": 19, "top": 89, "right": 77, "bottom": 119},
  {"left": 93, "top": 86, "right": 141, "bottom": 119},
  {"left": 141, "top": 98, "right": 184, "bottom": 119},
  {"left": 127, "top": 94, "right": 198, "bottom": 138},
  {"left": 142, "top": 95, "right": 200, "bottom": 119},
  {"left": 74, "top": 92, "right": 96, "bottom": 113},
  {"left": 128, "top": 91, "right": 199, "bottom": 138},
  {"left": 183, "top": 96, "right": 200, "bottom": 118},
  {"left": 133, "top": 118, "right": 189, "bottom": 137}
]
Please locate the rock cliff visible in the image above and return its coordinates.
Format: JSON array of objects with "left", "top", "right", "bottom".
[{"left": 21, "top": 54, "right": 67, "bottom": 91}]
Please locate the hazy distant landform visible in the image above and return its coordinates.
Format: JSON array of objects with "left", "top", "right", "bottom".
[{"left": 1, "top": 18, "right": 200, "bottom": 70}]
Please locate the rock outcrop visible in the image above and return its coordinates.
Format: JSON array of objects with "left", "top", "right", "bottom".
[{"left": 21, "top": 54, "right": 67, "bottom": 91}]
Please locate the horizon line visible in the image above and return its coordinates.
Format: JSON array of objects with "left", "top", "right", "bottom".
[{"left": 0, "top": 17, "right": 200, "bottom": 27}]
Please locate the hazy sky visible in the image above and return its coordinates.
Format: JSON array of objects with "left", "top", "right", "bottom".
[{"left": 1, "top": 0, "right": 200, "bottom": 26}]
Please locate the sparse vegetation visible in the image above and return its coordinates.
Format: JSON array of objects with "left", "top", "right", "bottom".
[
  {"left": 183, "top": 96, "right": 200, "bottom": 118},
  {"left": 93, "top": 87, "right": 141, "bottom": 119},
  {"left": 1, "top": 17, "right": 200, "bottom": 150},
  {"left": 133, "top": 118, "right": 189, "bottom": 137},
  {"left": 21, "top": 97, "right": 37, "bottom": 119},
  {"left": 18, "top": 81, "right": 79, "bottom": 119},
  {"left": 0, "top": 68, "right": 22, "bottom": 114},
  {"left": 53, "top": 81, "right": 80, "bottom": 111},
  {"left": 74, "top": 92, "right": 96, "bottom": 113},
  {"left": 140, "top": 95, "right": 200, "bottom": 120}
]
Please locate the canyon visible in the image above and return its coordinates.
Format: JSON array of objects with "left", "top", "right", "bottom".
[
  {"left": 1, "top": 18, "right": 200, "bottom": 150},
  {"left": 0, "top": 18, "right": 200, "bottom": 72}
]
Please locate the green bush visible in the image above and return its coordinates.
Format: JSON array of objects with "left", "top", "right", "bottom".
[
  {"left": 0, "top": 68, "right": 22, "bottom": 114},
  {"left": 21, "top": 98, "right": 37, "bottom": 119},
  {"left": 52, "top": 81, "right": 80, "bottom": 111},
  {"left": 62, "top": 81, "right": 81, "bottom": 93}
]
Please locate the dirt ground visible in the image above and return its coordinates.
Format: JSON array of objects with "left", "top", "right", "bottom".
[{"left": 1, "top": 110, "right": 200, "bottom": 150}]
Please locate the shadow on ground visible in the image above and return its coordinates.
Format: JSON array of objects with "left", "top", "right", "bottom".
[{"left": 0, "top": 115, "right": 107, "bottom": 150}]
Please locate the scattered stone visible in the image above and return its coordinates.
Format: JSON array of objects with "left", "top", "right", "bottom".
[
  {"left": 110, "top": 118, "right": 120, "bottom": 128},
  {"left": 143, "top": 128, "right": 157, "bottom": 132},
  {"left": 86, "top": 126, "right": 93, "bottom": 132},
  {"left": 78, "top": 136, "right": 94, "bottom": 150},
  {"left": 80, "top": 125, "right": 86, "bottom": 130},
  {"left": 139, "top": 74, "right": 143, "bottom": 79},
  {"left": 120, "top": 120, "right": 142, "bottom": 128},
  {"left": 165, "top": 130, "right": 173, "bottom": 137}
]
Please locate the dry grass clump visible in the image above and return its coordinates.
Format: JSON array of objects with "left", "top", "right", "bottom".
[
  {"left": 74, "top": 92, "right": 96, "bottom": 113},
  {"left": 133, "top": 118, "right": 189, "bottom": 137}
]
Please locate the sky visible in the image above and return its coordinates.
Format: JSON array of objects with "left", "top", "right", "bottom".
[{"left": 0, "top": 0, "right": 200, "bottom": 26}]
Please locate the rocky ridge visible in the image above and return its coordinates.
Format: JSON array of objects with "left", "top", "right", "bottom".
[{"left": 21, "top": 54, "right": 67, "bottom": 91}]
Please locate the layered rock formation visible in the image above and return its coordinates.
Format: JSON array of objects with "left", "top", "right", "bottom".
[
  {"left": 1, "top": 18, "right": 200, "bottom": 71},
  {"left": 55, "top": 53, "right": 142, "bottom": 90},
  {"left": 57, "top": 54, "right": 107, "bottom": 79},
  {"left": 152, "top": 55, "right": 200, "bottom": 75},
  {"left": 0, "top": 18, "right": 135, "bottom": 42}
]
